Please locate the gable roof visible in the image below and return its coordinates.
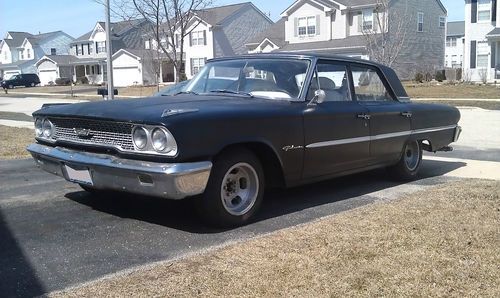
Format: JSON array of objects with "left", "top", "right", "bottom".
[
  {"left": 35, "top": 55, "right": 78, "bottom": 67},
  {"left": 73, "top": 19, "right": 148, "bottom": 43},
  {"left": 247, "top": 18, "right": 286, "bottom": 48},
  {"left": 195, "top": 2, "right": 250, "bottom": 25},
  {"left": 447, "top": 21, "right": 465, "bottom": 37},
  {"left": 195, "top": 2, "right": 272, "bottom": 26},
  {"left": 3, "top": 31, "right": 70, "bottom": 48}
]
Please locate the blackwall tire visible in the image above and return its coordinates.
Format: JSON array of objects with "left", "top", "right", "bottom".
[{"left": 196, "top": 148, "right": 264, "bottom": 228}]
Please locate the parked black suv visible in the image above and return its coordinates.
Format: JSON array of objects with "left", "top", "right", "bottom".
[{"left": 1, "top": 74, "right": 40, "bottom": 89}]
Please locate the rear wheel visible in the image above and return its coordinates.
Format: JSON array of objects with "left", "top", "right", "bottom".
[
  {"left": 196, "top": 148, "right": 264, "bottom": 227},
  {"left": 30, "top": 82, "right": 35, "bottom": 87},
  {"left": 387, "top": 140, "right": 423, "bottom": 180}
]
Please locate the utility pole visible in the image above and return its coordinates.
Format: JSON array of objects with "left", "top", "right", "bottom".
[{"left": 105, "top": 0, "right": 114, "bottom": 100}]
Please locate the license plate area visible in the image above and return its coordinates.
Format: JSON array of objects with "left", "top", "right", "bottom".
[{"left": 64, "top": 164, "right": 93, "bottom": 185}]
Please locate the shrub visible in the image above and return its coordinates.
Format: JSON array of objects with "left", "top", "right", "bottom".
[
  {"left": 414, "top": 72, "right": 424, "bottom": 83},
  {"left": 55, "top": 77, "right": 72, "bottom": 85},
  {"left": 76, "top": 77, "right": 89, "bottom": 85},
  {"left": 424, "top": 72, "right": 433, "bottom": 82},
  {"left": 435, "top": 70, "right": 446, "bottom": 82}
]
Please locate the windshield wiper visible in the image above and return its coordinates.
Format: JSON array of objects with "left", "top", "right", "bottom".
[
  {"left": 172, "top": 91, "right": 198, "bottom": 96},
  {"left": 209, "top": 89, "right": 254, "bottom": 97}
]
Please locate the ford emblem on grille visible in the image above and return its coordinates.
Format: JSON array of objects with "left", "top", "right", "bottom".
[{"left": 74, "top": 128, "right": 93, "bottom": 139}]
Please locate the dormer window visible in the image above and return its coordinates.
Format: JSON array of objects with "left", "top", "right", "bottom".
[
  {"left": 362, "top": 9, "right": 374, "bottom": 31},
  {"left": 298, "top": 16, "right": 316, "bottom": 37},
  {"left": 190, "top": 31, "right": 206, "bottom": 46},
  {"left": 26, "top": 49, "right": 31, "bottom": 59}
]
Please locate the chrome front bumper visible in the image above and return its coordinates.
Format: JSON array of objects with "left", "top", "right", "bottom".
[{"left": 27, "top": 143, "right": 212, "bottom": 200}]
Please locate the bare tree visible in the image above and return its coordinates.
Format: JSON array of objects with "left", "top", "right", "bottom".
[
  {"left": 93, "top": 0, "right": 212, "bottom": 82},
  {"left": 361, "top": 0, "right": 409, "bottom": 67}
]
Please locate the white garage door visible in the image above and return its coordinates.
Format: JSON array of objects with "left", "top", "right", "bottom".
[
  {"left": 113, "top": 67, "right": 141, "bottom": 87},
  {"left": 39, "top": 69, "right": 58, "bottom": 86}
]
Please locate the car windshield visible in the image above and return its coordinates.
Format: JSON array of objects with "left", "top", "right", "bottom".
[{"left": 185, "top": 58, "right": 311, "bottom": 100}]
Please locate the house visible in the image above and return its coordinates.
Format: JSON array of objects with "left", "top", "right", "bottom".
[
  {"left": 246, "top": 0, "right": 448, "bottom": 80},
  {"left": 463, "top": 0, "right": 499, "bottom": 82},
  {"left": 146, "top": 2, "right": 273, "bottom": 82},
  {"left": 0, "top": 31, "right": 74, "bottom": 81},
  {"left": 35, "top": 19, "right": 156, "bottom": 87},
  {"left": 445, "top": 21, "right": 465, "bottom": 69}
]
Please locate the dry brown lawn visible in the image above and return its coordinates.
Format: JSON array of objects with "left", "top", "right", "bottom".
[
  {"left": 414, "top": 100, "right": 500, "bottom": 111},
  {"left": 52, "top": 179, "right": 500, "bottom": 297},
  {"left": 405, "top": 84, "right": 500, "bottom": 99},
  {"left": 0, "top": 125, "right": 34, "bottom": 159}
]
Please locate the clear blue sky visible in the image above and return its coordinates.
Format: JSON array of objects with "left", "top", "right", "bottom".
[{"left": 0, "top": 0, "right": 465, "bottom": 39}]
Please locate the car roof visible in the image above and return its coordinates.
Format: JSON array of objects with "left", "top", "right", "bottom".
[{"left": 209, "top": 52, "right": 386, "bottom": 68}]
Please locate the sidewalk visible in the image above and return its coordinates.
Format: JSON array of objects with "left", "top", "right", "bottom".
[{"left": 415, "top": 98, "right": 500, "bottom": 102}]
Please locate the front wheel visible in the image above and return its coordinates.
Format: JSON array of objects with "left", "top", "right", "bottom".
[
  {"left": 387, "top": 140, "right": 423, "bottom": 181},
  {"left": 195, "top": 148, "right": 264, "bottom": 227}
]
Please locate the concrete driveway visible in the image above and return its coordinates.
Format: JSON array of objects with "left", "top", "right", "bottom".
[{"left": 0, "top": 103, "right": 498, "bottom": 296}]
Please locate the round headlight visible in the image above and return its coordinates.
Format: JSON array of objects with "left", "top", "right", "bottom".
[
  {"left": 42, "top": 119, "right": 54, "bottom": 138},
  {"left": 152, "top": 128, "right": 168, "bottom": 152},
  {"left": 35, "top": 118, "right": 43, "bottom": 137},
  {"left": 133, "top": 126, "right": 148, "bottom": 150}
]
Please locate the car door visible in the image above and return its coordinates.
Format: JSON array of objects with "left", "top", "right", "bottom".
[
  {"left": 350, "top": 64, "right": 411, "bottom": 163},
  {"left": 303, "top": 60, "right": 371, "bottom": 179}
]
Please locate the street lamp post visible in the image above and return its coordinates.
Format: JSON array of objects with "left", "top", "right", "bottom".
[{"left": 105, "top": 0, "right": 114, "bottom": 100}]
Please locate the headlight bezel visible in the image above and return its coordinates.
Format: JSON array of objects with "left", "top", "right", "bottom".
[{"left": 132, "top": 125, "right": 178, "bottom": 156}]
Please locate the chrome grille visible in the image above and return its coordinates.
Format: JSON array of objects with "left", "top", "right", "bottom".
[{"left": 50, "top": 118, "right": 135, "bottom": 151}]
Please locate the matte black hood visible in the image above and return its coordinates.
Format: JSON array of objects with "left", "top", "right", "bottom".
[{"left": 33, "top": 95, "right": 294, "bottom": 124}]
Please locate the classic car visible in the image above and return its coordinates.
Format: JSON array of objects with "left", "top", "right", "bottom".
[{"left": 27, "top": 53, "right": 461, "bottom": 227}]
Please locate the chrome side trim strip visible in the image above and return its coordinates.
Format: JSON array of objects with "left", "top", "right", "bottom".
[
  {"left": 412, "top": 125, "right": 458, "bottom": 134},
  {"left": 306, "top": 136, "right": 371, "bottom": 148},
  {"left": 306, "top": 125, "right": 457, "bottom": 149}
]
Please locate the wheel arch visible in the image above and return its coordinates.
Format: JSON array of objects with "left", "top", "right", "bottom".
[{"left": 215, "top": 141, "right": 286, "bottom": 189}]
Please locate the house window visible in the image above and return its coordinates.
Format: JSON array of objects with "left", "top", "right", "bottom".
[
  {"left": 191, "top": 58, "right": 206, "bottom": 75},
  {"left": 145, "top": 40, "right": 150, "bottom": 49},
  {"left": 477, "top": 41, "right": 490, "bottom": 68},
  {"left": 439, "top": 16, "right": 446, "bottom": 28},
  {"left": 51, "top": 48, "right": 56, "bottom": 55},
  {"left": 191, "top": 31, "right": 205, "bottom": 46},
  {"left": 88, "top": 44, "right": 93, "bottom": 54},
  {"left": 363, "top": 9, "right": 374, "bottom": 30},
  {"left": 477, "top": 54, "right": 489, "bottom": 67},
  {"left": 417, "top": 12, "right": 424, "bottom": 32},
  {"left": 298, "top": 16, "right": 316, "bottom": 36},
  {"left": 77, "top": 45, "right": 83, "bottom": 55},
  {"left": 97, "top": 42, "right": 106, "bottom": 53},
  {"left": 20, "top": 51, "right": 24, "bottom": 60},
  {"left": 26, "top": 49, "right": 31, "bottom": 59},
  {"left": 478, "top": 0, "right": 491, "bottom": 21},
  {"left": 451, "top": 55, "right": 458, "bottom": 67}
]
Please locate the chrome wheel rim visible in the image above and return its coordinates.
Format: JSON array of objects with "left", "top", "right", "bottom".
[
  {"left": 220, "top": 162, "right": 259, "bottom": 216},
  {"left": 404, "top": 141, "right": 420, "bottom": 171}
]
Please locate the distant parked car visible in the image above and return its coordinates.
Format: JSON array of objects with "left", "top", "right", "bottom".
[
  {"left": 154, "top": 80, "right": 190, "bottom": 96},
  {"left": 1, "top": 74, "right": 40, "bottom": 89}
]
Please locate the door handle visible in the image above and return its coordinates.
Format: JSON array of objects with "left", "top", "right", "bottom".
[
  {"left": 401, "top": 112, "right": 412, "bottom": 118},
  {"left": 357, "top": 114, "right": 371, "bottom": 120}
]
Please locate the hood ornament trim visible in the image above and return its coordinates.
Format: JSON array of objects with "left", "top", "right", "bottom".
[{"left": 161, "top": 109, "right": 199, "bottom": 117}]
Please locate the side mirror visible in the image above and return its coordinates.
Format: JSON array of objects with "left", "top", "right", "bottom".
[{"left": 308, "top": 89, "right": 326, "bottom": 106}]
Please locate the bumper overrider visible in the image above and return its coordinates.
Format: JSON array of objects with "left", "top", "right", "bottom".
[{"left": 27, "top": 143, "right": 212, "bottom": 200}]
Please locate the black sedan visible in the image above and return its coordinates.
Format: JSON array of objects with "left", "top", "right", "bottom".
[{"left": 27, "top": 53, "right": 461, "bottom": 227}]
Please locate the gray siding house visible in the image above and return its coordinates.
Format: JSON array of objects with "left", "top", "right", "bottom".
[
  {"left": 0, "top": 31, "right": 74, "bottom": 80},
  {"left": 247, "top": 0, "right": 447, "bottom": 80}
]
